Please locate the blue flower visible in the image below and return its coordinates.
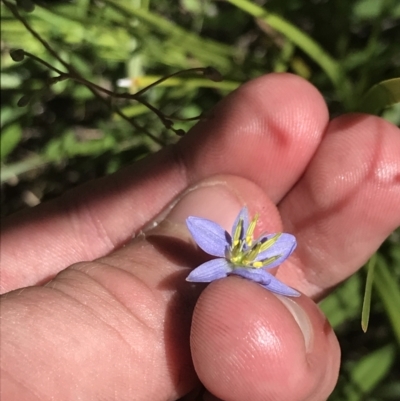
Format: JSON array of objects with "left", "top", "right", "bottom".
[{"left": 186, "top": 207, "right": 300, "bottom": 297}]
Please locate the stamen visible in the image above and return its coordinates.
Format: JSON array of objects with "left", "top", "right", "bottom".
[
  {"left": 259, "top": 233, "right": 282, "bottom": 252},
  {"left": 252, "top": 254, "right": 281, "bottom": 268},
  {"left": 241, "top": 244, "right": 261, "bottom": 266},
  {"left": 244, "top": 242, "right": 262, "bottom": 262},
  {"left": 233, "top": 218, "right": 244, "bottom": 248},
  {"left": 245, "top": 213, "right": 259, "bottom": 246}
]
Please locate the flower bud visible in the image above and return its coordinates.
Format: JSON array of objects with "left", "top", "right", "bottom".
[{"left": 10, "top": 49, "right": 25, "bottom": 62}]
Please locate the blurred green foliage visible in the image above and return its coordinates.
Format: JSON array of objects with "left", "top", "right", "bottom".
[{"left": 1, "top": 0, "right": 399, "bottom": 399}]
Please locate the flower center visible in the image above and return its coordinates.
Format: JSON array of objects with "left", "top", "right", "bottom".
[{"left": 228, "top": 214, "right": 282, "bottom": 269}]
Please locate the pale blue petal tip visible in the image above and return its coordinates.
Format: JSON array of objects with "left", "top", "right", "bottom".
[
  {"left": 186, "top": 217, "right": 228, "bottom": 257},
  {"left": 186, "top": 258, "right": 231, "bottom": 282},
  {"left": 230, "top": 268, "right": 300, "bottom": 297}
]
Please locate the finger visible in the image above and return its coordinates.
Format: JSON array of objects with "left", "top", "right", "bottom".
[
  {"left": 1, "top": 73, "right": 328, "bottom": 292},
  {"left": 178, "top": 72, "right": 328, "bottom": 199},
  {"left": 277, "top": 114, "right": 400, "bottom": 299},
  {"left": 1, "top": 175, "right": 291, "bottom": 401},
  {"left": 191, "top": 278, "right": 340, "bottom": 401}
]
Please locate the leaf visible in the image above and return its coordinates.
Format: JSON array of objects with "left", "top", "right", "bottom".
[
  {"left": 374, "top": 254, "right": 400, "bottom": 345},
  {"left": 0, "top": 73, "right": 23, "bottom": 90},
  {"left": 343, "top": 344, "right": 396, "bottom": 401},
  {"left": 0, "top": 124, "right": 22, "bottom": 160},
  {"left": 44, "top": 131, "right": 116, "bottom": 161},
  {"left": 359, "top": 78, "right": 400, "bottom": 114},
  {"left": 0, "top": 107, "right": 25, "bottom": 128},
  {"left": 353, "top": 0, "right": 386, "bottom": 20},
  {"left": 381, "top": 102, "right": 400, "bottom": 126}
]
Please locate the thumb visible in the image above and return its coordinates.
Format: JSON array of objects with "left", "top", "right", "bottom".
[{"left": 1, "top": 175, "right": 279, "bottom": 401}]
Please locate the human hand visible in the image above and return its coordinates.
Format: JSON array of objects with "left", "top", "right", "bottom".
[{"left": 1, "top": 73, "right": 399, "bottom": 401}]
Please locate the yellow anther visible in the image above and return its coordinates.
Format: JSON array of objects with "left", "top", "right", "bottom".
[
  {"left": 259, "top": 233, "right": 282, "bottom": 252},
  {"left": 252, "top": 261, "right": 263, "bottom": 268},
  {"left": 245, "top": 213, "right": 259, "bottom": 246}
]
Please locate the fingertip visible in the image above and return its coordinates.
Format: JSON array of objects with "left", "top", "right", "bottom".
[
  {"left": 279, "top": 112, "right": 400, "bottom": 298},
  {"left": 190, "top": 277, "right": 340, "bottom": 401},
  {"left": 179, "top": 73, "right": 329, "bottom": 203},
  {"left": 241, "top": 73, "right": 329, "bottom": 135}
]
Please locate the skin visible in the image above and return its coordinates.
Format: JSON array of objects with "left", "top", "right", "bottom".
[{"left": 1, "top": 73, "right": 400, "bottom": 401}]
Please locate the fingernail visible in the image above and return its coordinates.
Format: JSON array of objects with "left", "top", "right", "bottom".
[
  {"left": 276, "top": 294, "right": 314, "bottom": 352},
  {"left": 144, "top": 180, "right": 245, "bottom": 233}
]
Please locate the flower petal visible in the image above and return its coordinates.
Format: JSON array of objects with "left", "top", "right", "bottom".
[
  {"left": 261, "top": 274, "right": 301, "bottom": 297},
  {"left": 186, "top": 258, "right": 232, "bottom": 282},
  {"left": 255, "top": 233, "right": 297, "bottom": 268},
  {"left": 186, "top": 216, "right": 229, "bottom": 257},
  {"left": 229, "top": 267, "right": 272, "bottom": 285},
  {"left": 230, "top": 268, "right": 300, "bottom": 297},
  {"left": 231, "top": 206, "right": 249, "bottom": 240}
]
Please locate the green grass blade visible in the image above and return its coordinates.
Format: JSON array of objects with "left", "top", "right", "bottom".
[
  {"left": 374, "top": 254, "right": 400, "bottom": 345},
  {"left": 0, "top": 155, "right": 47, "bottom": 183},
  {"left": 361, "top": 253, "right": 377, "bottom": 332},
  {"left": 105, "top": 0, "right": 234, "bottom": 71},
  {"left": 226, "top": 0, "right": 352, "bottom": 104},
  {"left": 359, "top": 77, "right": 400, "bottom": 114},
  {"left": 131, "top": 76, "right": 239, "bottom": 91}
]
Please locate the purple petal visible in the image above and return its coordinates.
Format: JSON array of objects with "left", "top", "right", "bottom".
[
  {"left": 231, "top": 206, "right": 249, "bottom": 240},
  {"left": 230, "top": 268, "right": 300, "bottom": 297},
  {"left": 255, "top": 233, "right": 297, "bottom": 268},
  {"left": 186, "top": 217, "right": 229, "bottom": 257},
  {"left": 260, "top": 274, "right": 301, "bottom": 297},
  {"left": 229, "top": 267, "right": 272, "bottom": 285},
  {"left": 186, "top": 258, "right": 232, "bottom": 282}
]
